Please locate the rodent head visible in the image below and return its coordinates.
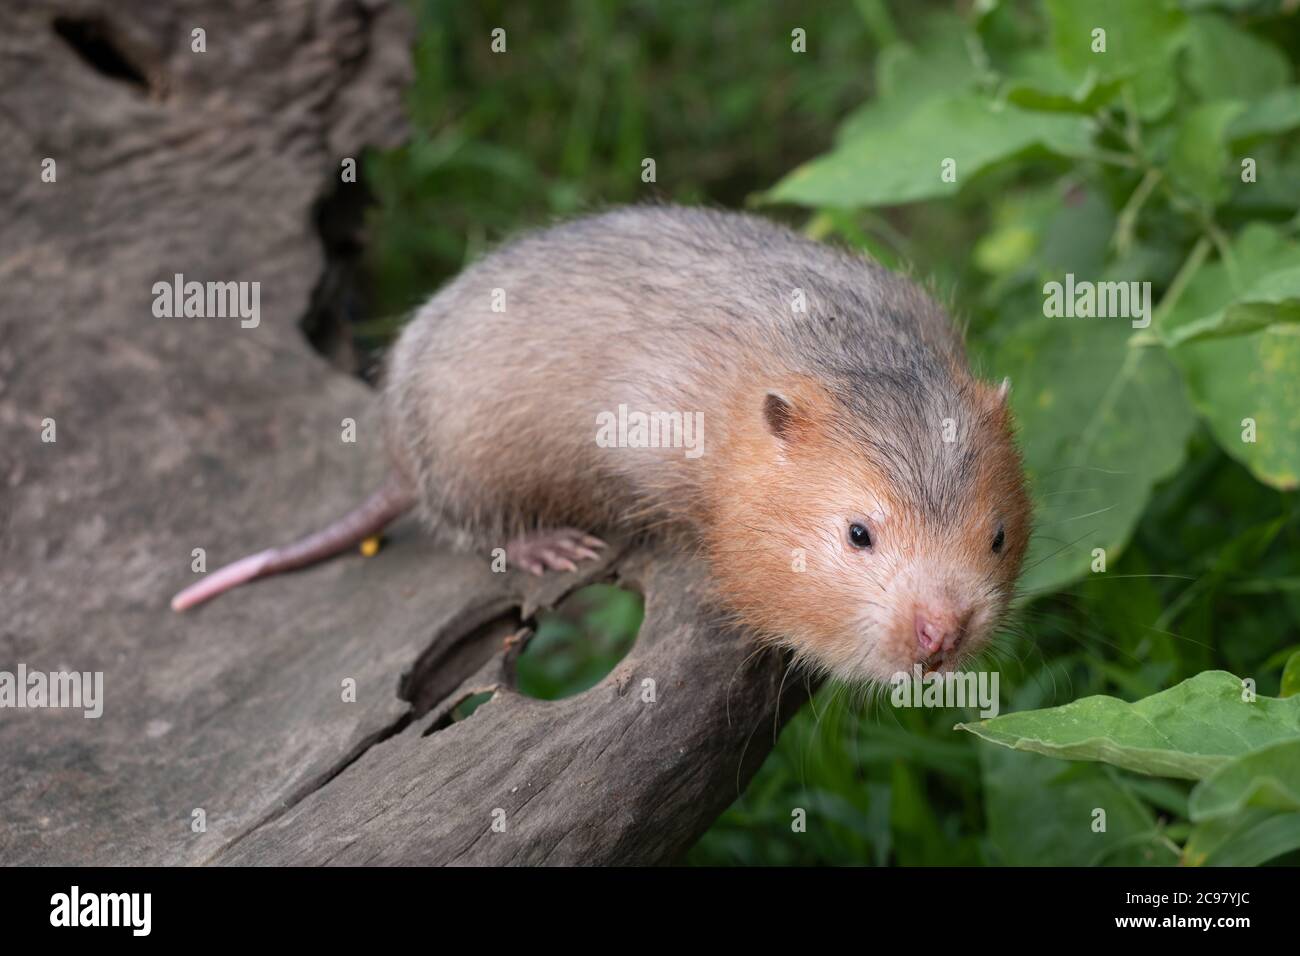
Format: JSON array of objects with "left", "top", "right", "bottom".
[{"left": 705, "top": 371, "right": 1031, "bottom": 686}]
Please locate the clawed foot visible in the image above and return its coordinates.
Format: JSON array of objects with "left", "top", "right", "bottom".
[{"left": 506, "top": 528, "right": 607, "bottom": 576}]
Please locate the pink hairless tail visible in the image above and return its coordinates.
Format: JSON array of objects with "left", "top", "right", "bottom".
[{"left": 170, "top": 473, "right": 415, "bottom": 611}]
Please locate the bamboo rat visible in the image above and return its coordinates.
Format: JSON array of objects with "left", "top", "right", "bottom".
[{"left": 172, "top": 205, "right": 1031, "bottom": 683}]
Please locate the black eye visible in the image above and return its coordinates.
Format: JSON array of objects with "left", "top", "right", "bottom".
[
  {"left": 991, "top": 523, "right": 1005, "bottom": 554},
  {"left": 848, "top": 522, "right": 872, "bottom": 549}
]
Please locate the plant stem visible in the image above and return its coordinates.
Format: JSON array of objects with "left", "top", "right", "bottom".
[{"left": 1113, "top": 168, "right": 1162, "bottom": 257}]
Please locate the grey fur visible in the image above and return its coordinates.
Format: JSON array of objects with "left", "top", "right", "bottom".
[{"left": 383, "top": 204, "right": 999, "bottom": 544}]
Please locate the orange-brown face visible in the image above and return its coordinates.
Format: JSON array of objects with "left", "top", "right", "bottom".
[{"left": 704, "top": 377, "right": 1031, "bottom": 685}]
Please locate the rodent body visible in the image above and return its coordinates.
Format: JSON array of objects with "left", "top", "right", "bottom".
[{"left": 175, "top": 205, "right": 1031, "bottom": 683}]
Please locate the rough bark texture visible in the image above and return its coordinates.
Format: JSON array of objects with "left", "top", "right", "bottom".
[{"left": 0, "top": 0, "right": 803, "bottom": 865}]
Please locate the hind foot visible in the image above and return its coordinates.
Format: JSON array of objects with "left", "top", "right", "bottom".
[{"left": 506, "top": 528, "right": 606, "bottom": 576}]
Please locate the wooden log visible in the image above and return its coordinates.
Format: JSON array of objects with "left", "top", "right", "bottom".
[{"left": 0, "top": 0, "right": 804, "bottom": 867}]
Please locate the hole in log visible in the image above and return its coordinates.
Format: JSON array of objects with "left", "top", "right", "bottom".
[
  {"left": 301, "top": 166, "right": 382, "bottom": 381},
  {"left": 515, "top": 584, "right": 643, "bottom": 700},
  {"left": 400, "top": 605, "right": 522, "bottom": 720},
  {"left": 450, "top": 690, "right": 495, "bottom": 720},
  {"left": 52, "top": 16, "right": 153, "bottom": 93},
  {"left": 424, "top": 689, "right": 497, "bottom": 735}
]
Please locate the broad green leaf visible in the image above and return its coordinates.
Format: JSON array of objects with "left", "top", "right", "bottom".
[
  {"left": 1183, "top": 808, "right": 1300, "bottom": 866},
  {"left": 1263, "top": 643, "right": 1300, "bottom": 670},
  {"left": 979, "top": 744, "right": 1172, "bottom": 865},
  {"left": 875, "top": 13, "right": 981, "bottom": 104},
  {"left": 1122, "top": 775, "right": 1191, "bottom": 820},
  {"left": 1167, "top": 101, "right": 1245, "bottom": 206},
  {"left": 1283, "top": 651, "right": 1300, "bottom": 698},
  {"left": 1157, "top": 224, "right": 1300, "bottom": 340},
  {"left": 1228, "top": 86, "right": 1300, "bottom": 139},
  {"left": 975, "top": 194, "right": 1175, "bottom": 599},
  {"left": 1174, "top": 316, "right": 1300, "bottom": 491},
  {"left": 1188, "top": 738, "right": 1300, "bottom": 821},
  {"left": 992, "top": 316, "right": 1195, "bottom": 595},
  {"left": 1045, "top": 0, "right": 1188, "bottom": 120},
  {"left": 1184, "top": 14, "right": 1290, "bottom": 102},
  {"left": 1162, "top": 265, "right": 1300, "bottom": 346},
  {"left": 1160, "top": 225, "right": 1300, "bottom": 490},
  {"left": 1001, "top": 49, "right": 1125, "bottom": 114},
  {"left": 766, "top": 94, "right": 1091, "bottom": 209},
  {"left": 827, "top": 13, "right": 982, "bottom": 148},
  {"left": 977, "top": 662, "right": 1178, "bottom": 866},
  {"left": 956, "top": 671, "right": 1300, "bottom": 780}
]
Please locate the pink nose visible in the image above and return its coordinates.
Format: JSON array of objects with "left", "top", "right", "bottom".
[{"left": 915, "top": 607, "right": 973, "bottom": 657}]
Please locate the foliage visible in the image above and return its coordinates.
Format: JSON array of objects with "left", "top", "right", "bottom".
[
  {"left": 364, "top": 0, "right": 874, "bottom": 342},
  {"left": 367, "top": 0, "right": 1300, "bottom": 865},
  {"left": 516, "top": 584, "right": 643, "bottom": 700}
]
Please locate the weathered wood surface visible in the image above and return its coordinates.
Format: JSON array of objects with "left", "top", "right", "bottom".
[{"left": 0, "top": 0, "right": 802, "bottom": 865}]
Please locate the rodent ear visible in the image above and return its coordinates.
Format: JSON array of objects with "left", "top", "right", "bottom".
[
  {"left": 996, "top": 377, "right": 1012, "bottom": 404},
  {"left": 763, "top": 377, "right": 832, "bottom": 443},
  {"left": 763, "top": 391, "right": 797, "bottom": 441}
]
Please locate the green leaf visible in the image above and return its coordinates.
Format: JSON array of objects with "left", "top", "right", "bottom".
[
  {"left": 1158, "top": 224, "right": 1300, "bottom": 339},
  {"left": 1228, "top": 86, "right": 1300, "bottom": 140},
  {"left": 1183, "top": 808, "right": 1300, "bottom": 866},
  {"left": 980, "top": 747, "right": 1174, "bottom": 866},
  {"left": 976, "top": 193, "right": 1189, "bottom": 596},
  {"left": 766, "top": 94, "right": 1091, "bottom": 209},
  {"left": 875, "top": 13, "right": 981, "bottom": 104},
  {"left": 1122, "top": 775, "right": 1191, "bottom": 820},
  {"left": 956, "top": 671, "right": 1300, "bottom": 780},
  {"left": 824, "top": 13, "right": 983, "bottom": 149},
  {"left": 1184, "top": 14, "right": 1290, "bottom": 102},
  {"left": 1188, "top": 738, "right": 1300, "bottom": 821},
  {"left": 1283, "top": 651, "right": 1300, "bottom": 698},
  {"left": 1160, "top": 225, "right": 1300, "bottom": 490},
  {"left": 1045, "top": 0, "right": 1188, "bottom": 120},
  {"left": 1162, "top": 265, "right": 1300, "bottom": 346},
  {"left": 1173, "top": 334, "right": 1300, "bottom": 492},
  {"left": 1001, "top": 49, "right": 1125, "bottom": 114},
  {"left": 992, "top": 318, "right": 1195, "bottom": 595},
  {"left": 1167, "top": 101, "right": 1245, "bottom": 206}
]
